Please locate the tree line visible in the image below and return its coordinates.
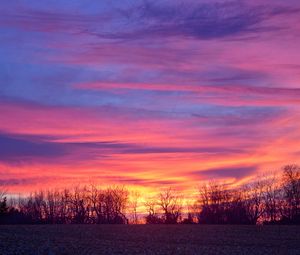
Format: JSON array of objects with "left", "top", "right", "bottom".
[
  {"left": 0, "top": 186, "right": 129, "bottom": 224},
  {"left": 0, "top": 164, "right": 300, "bottom": 225}
]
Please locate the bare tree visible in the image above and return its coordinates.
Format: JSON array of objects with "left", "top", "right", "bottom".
[
  {"left": 106, "top": 186, "right": 129, "bottom": 224},
  {"left": 87, "top": 184, "right": 102, "bottom": 224},
  {"left": 129, "top": 191, "right": 141, "bottom": 224},
  {"left": 282, "top": 165, "right": 300, "bottom": 222},
  {"left": 0, "top": 187, "right": 8, "bottom": 218},
  {"left": 264, "top": 175, "right": 282, "bottom": 223},
  {"left": 197, "top": 182, "right": 229, "bottom": 224},
  {"left": 197, "top": 182, "right": 251, "bottom": 224},
  {"left": 144, "top": 198, "right": 162, "bottom": 224},
  {"left": 158, "top": 188, "right": 182, "bottom": 224},
  {"left": 243, "top": 180, "right": 266, "bottom": 224}
]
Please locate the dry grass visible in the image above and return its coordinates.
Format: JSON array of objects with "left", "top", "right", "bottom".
[{"left": 0, "top": 225, "right": 300, "bottom": 255}]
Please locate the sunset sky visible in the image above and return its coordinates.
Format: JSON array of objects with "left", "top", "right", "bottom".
[{"left": 1, "top": 0, "right": 300, "bottom": 195}]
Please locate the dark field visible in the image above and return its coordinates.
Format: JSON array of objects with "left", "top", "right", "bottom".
[{"left": 0, "top": 225, "right": 300, "bottom": 255}]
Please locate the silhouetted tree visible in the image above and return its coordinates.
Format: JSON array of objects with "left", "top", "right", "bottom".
[
  {"left": 144, "top": 199, "right": 163, "bottom": 224},
  {"left": 197, "top": 182, "right": 229, "bottom": 224},
  {"left": 0, "top": 197, "right": 8, "bottom": 224},
  {"left": 129, "top": 191, "right": 141, "bottom": 224},
  {"left": 281, "top": 165, "right": 300, "bottom": 224},
  {"left": 198, "top": 182, "right": 251, "bottom": 224},
  {"left": 263, "top": 175, "right": 282, "bottom": 223},
  {"left": 243, "top": 180, "right": 266, "bottom": 224},
  {"left": 158, "top": 188, "right": 182, "bottom": 224}
]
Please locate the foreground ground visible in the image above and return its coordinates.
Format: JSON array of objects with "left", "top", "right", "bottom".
[{"left": 0, "top": 225, "right": 300, "bottom": 255}]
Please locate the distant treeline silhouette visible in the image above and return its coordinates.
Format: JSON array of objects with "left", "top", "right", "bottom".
[{"left": 1, "top": 164, "right": 300, "bottom": 225}]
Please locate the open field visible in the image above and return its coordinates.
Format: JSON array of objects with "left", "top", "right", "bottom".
[{"left": 0, "top": 225, "right": 300, "bottom": 255}]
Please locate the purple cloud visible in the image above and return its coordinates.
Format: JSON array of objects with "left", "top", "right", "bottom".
[{"left": 193, "top": 166, "right": 257, "bottom": 179}]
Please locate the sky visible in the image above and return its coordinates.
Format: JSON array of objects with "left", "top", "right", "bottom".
[{"left": 0, "top": 0, "right": 300, "bottom": 195}]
